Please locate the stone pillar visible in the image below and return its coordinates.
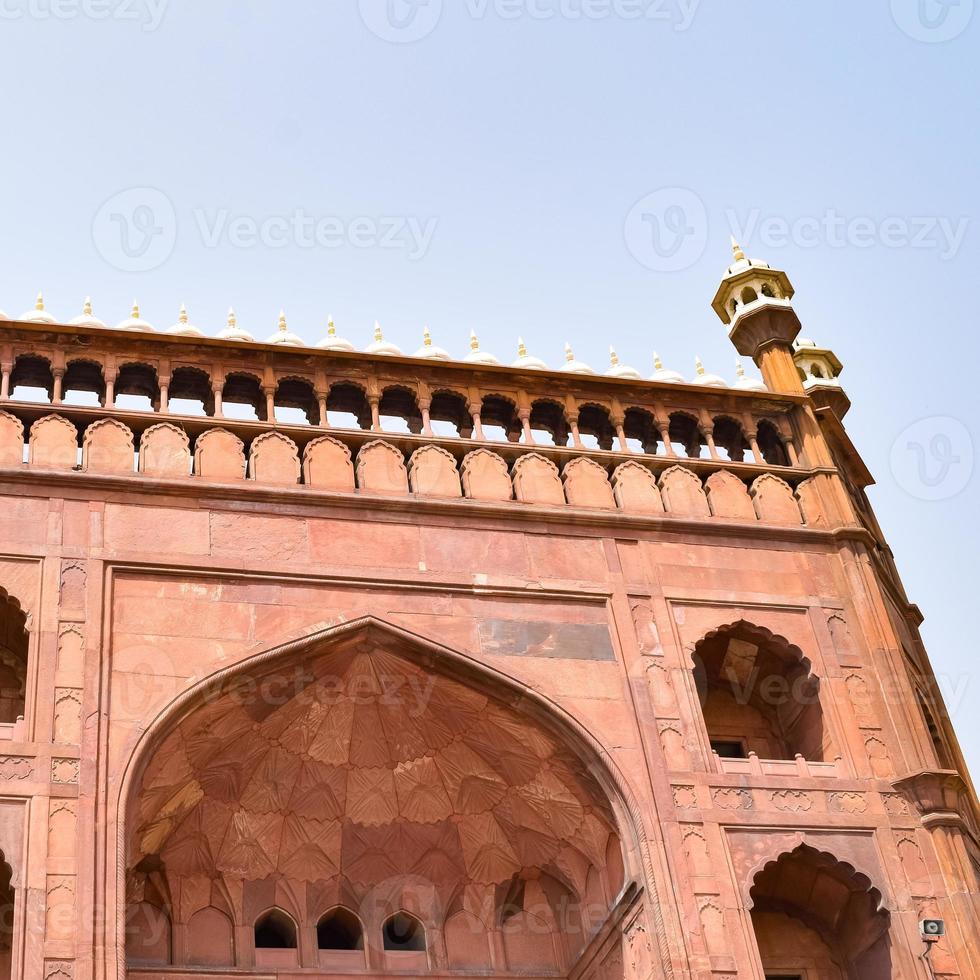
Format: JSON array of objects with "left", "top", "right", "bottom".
[
  {"left": 519, "top": 409, "right": 534, "bottom": 445},
  {"left": 159, "top": 377, "right": 170, "bottom": 414},
  {"left": 212, "top": 383, "right": 224, "bottom": 418},
  {"left": 0, "top": 362, "right": 10, "bottom": 400},
  {"left": 52, "top": 368, "right": 64, "bottom": 405}
]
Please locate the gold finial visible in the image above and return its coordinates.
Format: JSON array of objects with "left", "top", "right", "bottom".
[
  {"left": 131, "top": 301, "right": 141, "bottom": 319},
  {"left": 517, "top": 337, "right": 528, "bottom": 358},
  {"left": 730, "top": 235, "right": 746, "bottom": 262},
  {"left": 179, "top": 303, "right": 188, "bottom": 324},
  {"left": 278, "top": 309, "right": 288, "bottom": 332},
  {"left": 735, "top": 359, "right": 746, "bottom": 378},
  {"left": 469, "top": 329, "right": 480, "bottom": 351},
  {"left": 695, "top": 355, "right": 706, "bottom": 377},
  {"left": 564, "top": 343, "right": 575, "bottom": 363},
  {"left": 609, "top": 346, "right": 621, "bottom": 367},
  {"left": 374, "top": 321, "right": 383, "bottom": 342},
  {"left": 227, "top": 307, "right": 237, "bottom": 329},
  {"left": 653, "top": 351, "right": 664, "bottom": 371},
  {"left": 327, "top": 316, "right": 336, "bottom": 337},
  {"left": 35, "top": 292, "right": 45, "bottom": 311},
  {"left": 83, "top": 297, "right": 93, "bottom": 316},
  {"left": 422, "top": 326, "right": 432, "bottom": 347}
]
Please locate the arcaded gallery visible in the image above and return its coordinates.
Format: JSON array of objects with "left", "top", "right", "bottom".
[{"left": 0, "top": 247, "right": 976, "bottom": 980}]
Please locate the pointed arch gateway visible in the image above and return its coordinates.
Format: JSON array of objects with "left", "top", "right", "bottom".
[{"left": 119, "top": 617, "right": 656, "bottom": 977}]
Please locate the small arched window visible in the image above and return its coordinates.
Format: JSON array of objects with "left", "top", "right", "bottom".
[
  {"left": 382, "top": 912, "right": 426, "bottom": 952},
  {"left": 740, "top": 286, "right": 759, "bottom": 305},
  {"left": 254, "top": 909, "right": 297, "bottom": 949},
  {"left": 317, "top": 908, "right": 364, "bottom": 951}
]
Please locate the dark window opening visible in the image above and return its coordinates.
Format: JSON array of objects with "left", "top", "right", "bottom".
[
  {"left": 317, "top": 908, "right": 363, "bottom": 951},
  {"left": 711, "top": 739, "right": 747, "bottom": 759},
  {"left": 382, "top": 913, "right": 425, "bottom": 952},
  {"left": 254, "top": 910, "right": 296, "bottom": 949}
]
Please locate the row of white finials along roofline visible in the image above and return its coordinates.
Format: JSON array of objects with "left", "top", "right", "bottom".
[{"left": 3, "top": 296, "right": 769, "bottom": 391}]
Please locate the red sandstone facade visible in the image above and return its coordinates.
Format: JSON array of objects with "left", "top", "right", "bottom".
[{"left": 0, "top": 253, "right": 976, "bottom": 980}]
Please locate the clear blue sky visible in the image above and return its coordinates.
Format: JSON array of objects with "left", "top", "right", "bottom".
[{"left": 1, "top": 1, "right": 976, "bottom": 773}]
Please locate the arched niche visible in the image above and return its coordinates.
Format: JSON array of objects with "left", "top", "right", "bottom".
[
  {"left": 692, "top": 621, "right": 830, "bottom": 763},
  {"left": 118, "top": 618, "right": 652, "bottom": 978},
  {"left": 749, "top": 844, "right": 892, "bottom": 979}
]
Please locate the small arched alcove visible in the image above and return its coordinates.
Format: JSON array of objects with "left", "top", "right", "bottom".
[
  {"left": 382, "top": 911, "right": 426, "bottom": 952},
  {"left": 0, "top": 588, "right": 29, "bottom": 730},
  {"left": 253, "top": 909, "right": 298, "bottom": 968},
  {"left": 692, "top": 621, "right": 829, "bottom": 763},
  {"left": 750, "top": 845, "right": 892, "bottom": 979}
]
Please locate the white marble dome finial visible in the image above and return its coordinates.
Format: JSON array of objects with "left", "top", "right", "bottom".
[
  {"left": 734, "top": 358, "right": 768, "bottom": 392},
  {"left": 21, "top": 291, "right": 56, "bottom": 323},
  {"left": 267, "top": 309, "right": 303, "bottom": 346},
  {"left": 650, "top": 351, "right": 684, "bottom": 384},
  {"left": 605, "top": 346, "right": 641, "bottom": 380},
  {"left": 560, "top": 342, "right": 595, "bottom": 375},
  {"left": 414, "top": 325, "right": 450, "bottom": 360},
  {"left": 217, "top": 306, "right": 255, "bottom": 341},
  {"left": 167, "top": 303, "right": 204, "bottom": 337},
  {"left": 70, "top": 297, "right": 107, "bottom": 329},
  {"left": 317, "top": 315, "right": 356, "bottom": 351},
  {"left": 116, "top": 300, "right": 155, "bottom": 332},
  {"left": 694, "top": 355, "right": 727, "bottom": 388},
  {"left": 463, "top": 329, "right": 499, "bottom": 365},
  {"left": 512, "top": 337, "right": 547, "bottom": 370},
  {"left": 366, "top": 321, "right": 403, "bottom": 356}
]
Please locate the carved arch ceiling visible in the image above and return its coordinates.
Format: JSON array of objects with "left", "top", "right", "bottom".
[{"left": 128, "top": 624, "right": 622, "bottom": 907}]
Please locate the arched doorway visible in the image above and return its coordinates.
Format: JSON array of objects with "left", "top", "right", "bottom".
[
  {"left": 122, "top": 619, "right": 639, "bottom": 977},
  {"left": 749, "top": 845, "right": 892, "bottom": 979}
]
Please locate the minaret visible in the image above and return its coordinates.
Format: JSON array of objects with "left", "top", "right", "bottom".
[
  {"left": 711, "top": 237, "right": 803, "bottom": 393},
  {"left": 793, "top": 337, "right": 850, "bottom": 418}
]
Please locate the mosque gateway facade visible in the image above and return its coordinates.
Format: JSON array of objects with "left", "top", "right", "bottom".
[{"left": 0, "top": 244, "right": 976, "bottom": 980}]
